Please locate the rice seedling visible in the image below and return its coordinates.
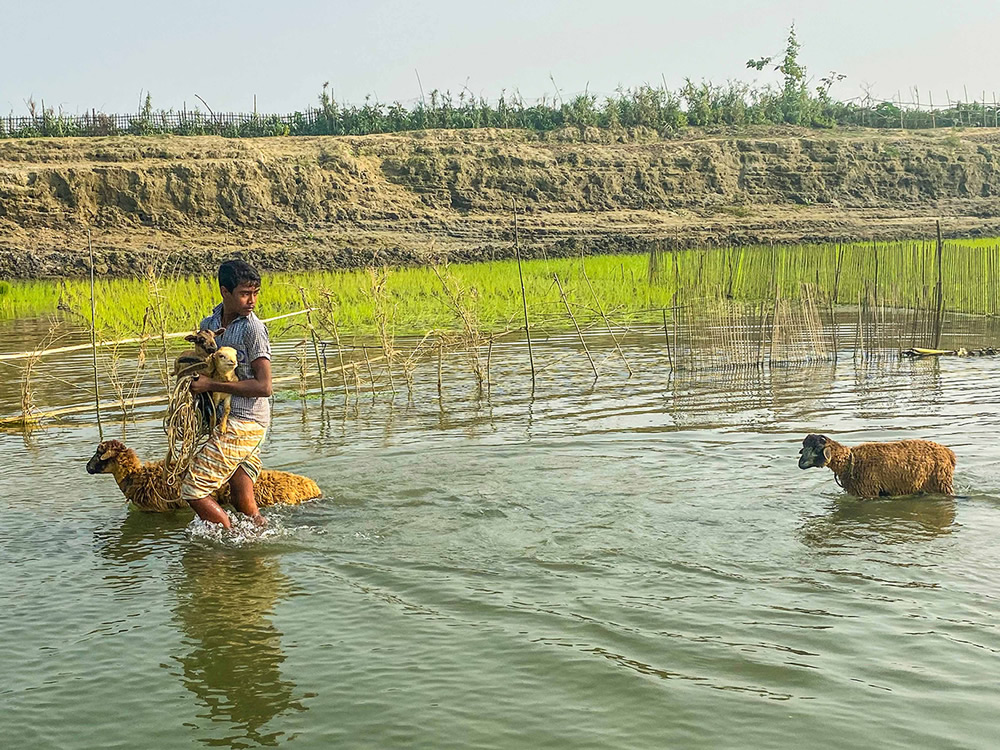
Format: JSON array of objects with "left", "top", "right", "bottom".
[
  {"left": 432, "top": 264, "right": 487, "bottom": 388},
  {"left": 315, "top": 291, "right": 352, "bottom": 401},
  {"left": 367, "top": 268, "right": 398, "bottom": 396},
  {"left": 145, "top": 267, "right": 174, "bottom": 392},
  {"left": 102, "top": 311, "right": 151, "bottom": 435},
  {"left": 293, "top": 341, "right": 309, "bottom": 400},
  {"left": 13, "top": 323, "right": 65, "bottom": 429},
  {"left": 298, "top": 288, "right": 326, "bottom": 402},
  {"left": 6, "top": 235, "right": 1000, "bottom": 427},
  {"left": 2, "top": 238, "right": 992, "bottom": 339}
]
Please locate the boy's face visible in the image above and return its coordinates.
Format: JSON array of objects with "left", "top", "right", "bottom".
[{"left": 222, "top": 281, "right": 260, "bottom": 317}]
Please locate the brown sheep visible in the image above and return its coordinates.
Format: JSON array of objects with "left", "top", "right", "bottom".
[
  {"left": 172, "top": 327, "right": 225, "bottom": 378},
  {"left": 797, "top": 434, "right": 956, "bottom": 498},
  {"left": 86, "top": 440, "right": 322, "bottom": 513}
]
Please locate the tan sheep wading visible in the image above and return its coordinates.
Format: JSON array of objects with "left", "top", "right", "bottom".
[
  {"left": 798, "top": 434, "right": 956, "bottom": 498},
  {"left": 86, "top": 440, "right": 322, "bottom": 513}
]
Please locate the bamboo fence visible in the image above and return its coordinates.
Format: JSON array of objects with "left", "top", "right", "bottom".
[{"left": 7, "top": 231, "right": 1000, "bottom": 428}]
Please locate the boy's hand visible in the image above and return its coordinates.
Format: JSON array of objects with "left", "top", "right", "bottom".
[{"left": 190, "top": 375, "right": 214, "bottom": 395}]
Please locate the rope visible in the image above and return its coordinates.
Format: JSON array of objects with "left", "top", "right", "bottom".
[
  {"left": 834, "top": 452, "right": 855, "bottom": 490},
  {"left": 162, "top": 375, "right": 214, "bottom": 489}
]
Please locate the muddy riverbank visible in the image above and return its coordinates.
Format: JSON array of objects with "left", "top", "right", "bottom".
[{"left": 3, "top": 126, "right": 1000, "bottom": 278}]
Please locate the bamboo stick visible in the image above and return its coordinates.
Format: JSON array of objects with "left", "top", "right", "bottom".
[
  {"left": 553, "top": 273, "right": 599, "bottom": 379},
  {"left": 756, "top": 299, "right": 766, "bottom": 369},
  {"left": 486, "top": 337, "right": 493, "bottom": 393},
  {"left": 581, "top": 262, "right": 633, "bottom": 376},
  {"left": 0, "top": 309, "right": 312, "bottom": 361},
  {"left": 512, "top": 199, "right": 535, "bottom": 387},
  {"left": 662, "top": 308, "right": 673, "bottom": 370},
  {"left": 363, "top": 346, "right": 377, "bottom": 402},
  {"left": 1, "top": 394, "right": 167, "bottom": 425},
  {"left": 437, "top": 340, "right": 443, "bottom": 401},
  {"left": 672, "top": 290, "right": 681, "bottom": 370},
  {"left": 933, "top": 220, "right": 945, "bottom": 348},
  {"left": 0, "top": 355, "right": 386, "bottom": 425},
  {"left": 88, "top": 230, "right": 104, "bottom": 440}
]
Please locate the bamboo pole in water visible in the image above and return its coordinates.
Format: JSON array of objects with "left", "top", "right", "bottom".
[
  {"left": 768, "top": 247, "right": 780, "bottom": 366},
  {"left": 511, "top": 201, "right": 536, "bottom": 387},
  {"left": 933, "top": 220, "right": 945, "bottom": 348},
  {"left": 855, "top": 290, "right": 863, "bottom": 361},
  {"left": 831, "top": 246, "right": 843, "bottom": 356},
  {"left": 581, "top": 262, "right": 633, "bottom": 376},
  {"left": 672, "top": 291, "right": 682, "bottom": 370},
  {"left": 363, "top": 346, "right": 377, "bottom": 403},
  {"left": 0, "top": 356, "right": 386, "bottom": 426},
  {"left": 662, "top": 308, "right": 673, "bottom": 370},
  {"left": 553, "top": 273, "right": 599, "bottom": 380},
  {"left": 0, "top": 309, "right": 312, "bottom": 362},
  {"left": 88, "top": 230, "right": 104, "bottom": 440},
  {"left": 436, "top": 340, "right": 443, "bottom": 402}
]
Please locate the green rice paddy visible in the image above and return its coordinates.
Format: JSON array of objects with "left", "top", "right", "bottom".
[{"left": 2, "top": 239, "right": 998, "bottom": 340}]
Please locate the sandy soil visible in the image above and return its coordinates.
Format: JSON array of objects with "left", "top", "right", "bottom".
[{"left": 2, "top": 126, "right": 999, "bottom": 277}]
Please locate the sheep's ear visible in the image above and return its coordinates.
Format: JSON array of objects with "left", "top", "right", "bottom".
[
  {"left": 185, "top": 334, "right": 197, "bottom": 342},
  {"left": 214, "top": 327, "right": 226, "bottom": 336},
  {"left": 823, "top": 446, "right": 832, "bottom": 461},
  {"left": 100, "top": 445, "right": 117, "bottom": 461}
]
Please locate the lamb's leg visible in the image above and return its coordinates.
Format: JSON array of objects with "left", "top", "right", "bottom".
[
  {"left": 195, "top": 392, "right": 216, "bottom": 433},
  {"left": 219, "top": 400, "right": 230, "bottom": 435},
  {"left": 850, "top": 478, "right": 881, "bottom": 499},
  {"left": 932, "top": 466, "right": 954, "bottom": 495}
]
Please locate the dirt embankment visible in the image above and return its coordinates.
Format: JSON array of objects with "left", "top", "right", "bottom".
[{"left": 2, "top": 126, "right": 1000, "bottom": 278}]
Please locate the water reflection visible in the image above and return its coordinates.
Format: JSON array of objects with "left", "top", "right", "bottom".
[
  {"left": 171, "top": 546, "right": 307, "bottom": 747},
  {"left": 853, "top": 357, "right": 945, "bottom": 418},
  {"left": 799, "top": 496, "right": 957, "bottom": 549},
  {"left": 94, "top": 509, "right": 190, "bottom": 564}
]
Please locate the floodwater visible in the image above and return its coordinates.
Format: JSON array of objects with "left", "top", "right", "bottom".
[{"left": 3, "top": 315, "right": 1000, "bottom": 749}]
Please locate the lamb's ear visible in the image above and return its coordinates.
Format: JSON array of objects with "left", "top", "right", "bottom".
[
  {"left": 185, "top": 334, "right": 197, "bottom": 342},
  {"left": 214, "top": 327, "right": 226, "bottom": 336},
  {"left": 823, "top": 446, "right": 832, "bottom": 461},
  {"left": 100, "top": 444, "right": 117, "bottom": 461}
]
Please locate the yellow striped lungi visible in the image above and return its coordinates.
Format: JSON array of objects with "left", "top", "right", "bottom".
[{"left": 179, "top": 417, "right": 266, "bottom": 502}]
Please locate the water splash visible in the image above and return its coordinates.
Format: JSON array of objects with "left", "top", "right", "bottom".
[{"left": 186, "top": 512, "right": 291, "bottom": 547}]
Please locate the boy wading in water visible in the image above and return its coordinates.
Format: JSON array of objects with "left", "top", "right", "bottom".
[{"left": 180, "top": 259, "right": 273, "bottom": 528}]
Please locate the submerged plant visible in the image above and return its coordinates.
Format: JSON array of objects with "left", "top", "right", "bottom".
[
  {"left": 432, "top": 264, "right": 487, "bottom": 388},
  {"left": 368, "top": 267, "right": 397, "bottom": 395}
]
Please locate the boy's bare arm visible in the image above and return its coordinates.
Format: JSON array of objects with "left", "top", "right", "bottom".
[{"left": 190, "top": 357, "right": 273, "bottom": 397}]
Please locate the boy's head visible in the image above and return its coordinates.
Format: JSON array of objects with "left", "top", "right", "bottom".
[{"left": 218, "top": 259, "right": 261, "bottom": 317}]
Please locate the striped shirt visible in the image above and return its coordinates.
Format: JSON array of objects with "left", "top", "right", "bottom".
[{"left": 200, "top": 304, "right": 272, "bottom": 427}]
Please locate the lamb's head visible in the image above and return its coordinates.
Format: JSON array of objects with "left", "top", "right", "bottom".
[
  {"left": 798, "top": 434, "right": 833, "bottom": 469},
  {"left": 86, "top": 440, "right": 130, "bottom": 475},
  {"left": 213, "top": 346, "right": 238, "bottom": 378},
  {"left": 185, "top": 327, "right": 226, "bottom": 356}
]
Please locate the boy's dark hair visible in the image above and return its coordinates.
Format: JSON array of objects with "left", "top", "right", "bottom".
[{"left": 218, "top": 259, "right": 261, "bottom": 292}]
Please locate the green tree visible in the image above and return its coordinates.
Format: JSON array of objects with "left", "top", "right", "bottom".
[{"left": 747, "top": 23, "right": 811, "bottom": 125}]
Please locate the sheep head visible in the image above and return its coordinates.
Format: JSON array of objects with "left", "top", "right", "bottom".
[
  {"left": 184, "top": 327, "right": 226, "bottom": 356},
  {"left": 798, "top": 434, "right": 833, "bottom": 469},
  {"left": 86, "top": 440, "right": 128, "bottom": 475},
  {"left": 212, "top": 346, "right": 239, "bottom": 378}
]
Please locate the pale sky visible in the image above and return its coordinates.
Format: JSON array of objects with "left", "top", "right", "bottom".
[{"left": 2, "top": 0, "right": 998, "bottom": 116}]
